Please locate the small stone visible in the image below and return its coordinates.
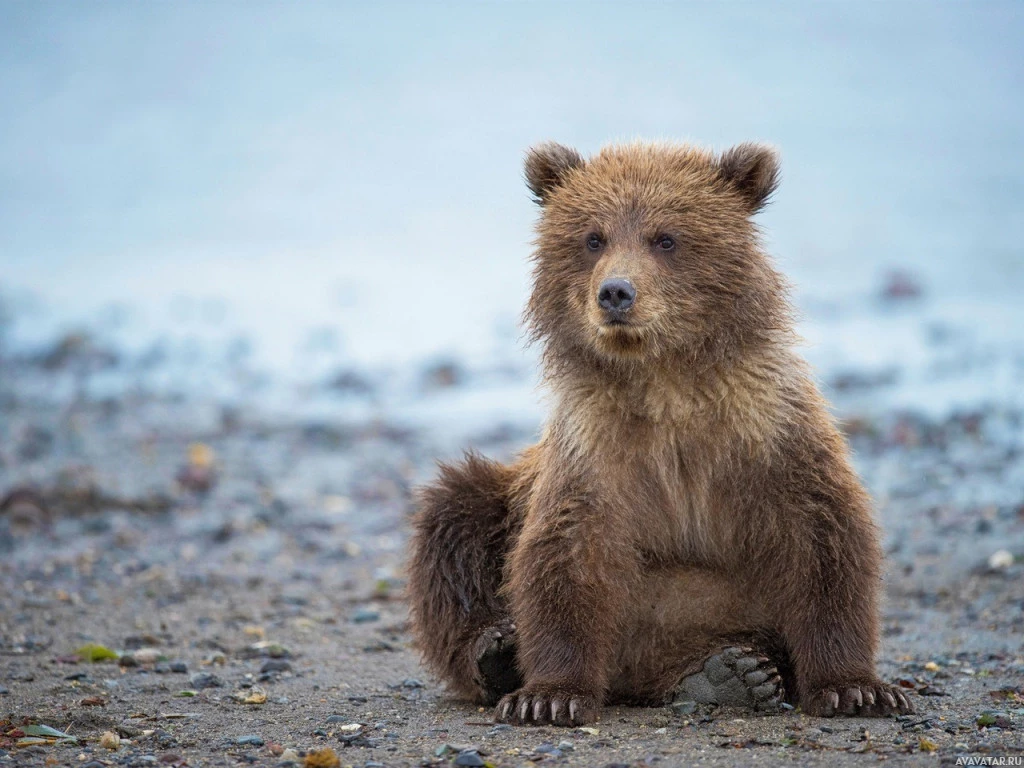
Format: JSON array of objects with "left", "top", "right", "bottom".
[
  {"left": 235, "top": 735, "right": 264, "bottom": 746},
  {"left": 988, "top": 550, "right": 1014, "bottom": 570},
  {"left": 557, "top": 740, "right": 574, "bottom": 751},
  {"left": 401, "top": 677, "right": 423, "bottom": 688},
  {"left": 189, "top": 672, "right": 223, "bottom": 689},
  {"left": 671, "top": 700, "right": 698, "bottom": 715},
  {"left": 534, "top": 743, "right": 558, "bottom": 753},
  {"left": 261, "top": 659, "right": 293, "bottom": 673},
  {"left": 99, "top": 731, "right": 120, "bottom": 750},
  {"left": 454, "top": 751, "right": 485, "bottom": 767},
  {"left": 577, "top": 727, "right": 600, "bottom": 736},
  {"left": 339, "top": 723, "right": 363, "bottom": 733},
  {"left": 134, "top": 648, "right": 163, "bottom": 665},
  {"left": 924, "top": 661, "right": 940, "bottom": 672},
  {"left": 0, "top": 686, "right": 8, "bottom": 694},
  {"left": 169, "top": 662, "right": 188, "bottom": 674},
  {"left": 279, "top": 748, "right": 300, "bottom": 764},
  {"left": 351, "top": 608, "right": 380, "bottom": 624}
]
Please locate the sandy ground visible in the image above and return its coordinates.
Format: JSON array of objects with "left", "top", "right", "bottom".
[{"left": 1, "top": 337, "right": 1023, "bottom": 768}]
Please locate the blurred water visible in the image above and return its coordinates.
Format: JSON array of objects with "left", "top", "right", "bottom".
[{"left": 1, "top": 1, "right": 1022, "bottom": 418}]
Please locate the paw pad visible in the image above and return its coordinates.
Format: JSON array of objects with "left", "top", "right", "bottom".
[{"left": 675, "top": 646, "right": 784, "bottom": 711}]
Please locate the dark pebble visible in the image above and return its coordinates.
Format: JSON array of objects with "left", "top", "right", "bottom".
[
  {"left": 260, "top": 659, "right": 292, "bottom": 673},
  {"left": 401, "top": 677, "right": 423, "bottom": 688},
  {"left": 0, "top": 686, "right": 8, "bottom": 694},
  {"left": 189, "top": 672, "right": 223, "bottom": 689},
  {"left": 671, "top": 700, "right": 697, "bottom": 715},
  {"left": 351, "top": 608, "right": 380, "bottom": 623},
  {"left": 454, "top": 751, "right": 486, "bottom": 767},
  {"left": 169, "top": 661, "right": 188, "bottom": 674},
  {"left": 326, "top": 715, "right": 347, "bottom": 724},
  {"left": 340, "top": 735, "right": 376, "bottom": 747},
  {"left": 235, "top": 735, "right": 264, "bottom": 746}
]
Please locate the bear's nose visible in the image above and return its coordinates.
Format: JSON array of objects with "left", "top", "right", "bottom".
[{"left": 598, "top": 278, "right": 636, "bottom": 313}]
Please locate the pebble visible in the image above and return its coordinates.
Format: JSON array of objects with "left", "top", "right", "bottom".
[
  {"left": 988, "top": 549, "right": 1014, "bottom": 570},
  {"left": 99, "top": 731, "right": 120, "bottom": 750},
  {"left": 453, "top": 751, "right": 485, "bottom": 767},
  {"left": 279, "top": 748, "right": 300, "bottom": 763},
  {"left": 351, "top": 608, "right": 380, "bottom": 623},
  {"left": 0, "top": 686, "right": 8, "bottom": 694},
  {"left": 236, "top": 735, "right": 265, "bottom": 746},
  {"left": 189, "top": 672, "right": 223, "bottom": 689},
  {"left": 134, "top": 648, "right": 163, "bottom": 665},
  {"left": 169, "top": 661, "right": 188, "bottom": 674},
  {"left": 671, "top": 700, "right": 698, "bottom": 715},
  {"left": 261, "top": 659, "right": 293, "bottom": 673}
]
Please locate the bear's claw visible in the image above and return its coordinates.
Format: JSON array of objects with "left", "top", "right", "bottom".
[
  {"left": 495, "top": 687, "right": 598, "bottom": 726},
  {"left": 804, "top": 681, "right": 913, "bottom": 717}
]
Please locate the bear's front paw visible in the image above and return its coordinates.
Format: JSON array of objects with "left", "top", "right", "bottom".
[
  {"left": 495, "top": 687, "right": 599, "bottom": 726},
  {"left": 804, "top": 681, "right": 913, "bottom": 717}
]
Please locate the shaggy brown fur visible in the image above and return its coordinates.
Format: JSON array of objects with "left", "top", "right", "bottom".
[{"left": 406, "top": 141, "right": 914, "bottom": 726}]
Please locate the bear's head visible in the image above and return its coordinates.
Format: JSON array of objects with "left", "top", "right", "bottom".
[{"left": 524, "top": 141, "right": 791, "bottom": 372}]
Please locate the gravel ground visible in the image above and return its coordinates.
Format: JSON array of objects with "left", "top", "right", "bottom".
[{"left": 1, "top": 336, "right": 1023, "bottom": 768}]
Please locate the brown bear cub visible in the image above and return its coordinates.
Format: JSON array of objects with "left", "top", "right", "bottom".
[{"left": 407, "top": 141, "right": 914, "bottom": 726}]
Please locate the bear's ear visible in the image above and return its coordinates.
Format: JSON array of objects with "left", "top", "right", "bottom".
[
  {"left": 524, "top": 142, "right": 585, "bottom": 204},
  {"left": 717, "top": 143, "right": 780, "bottom": 213}
]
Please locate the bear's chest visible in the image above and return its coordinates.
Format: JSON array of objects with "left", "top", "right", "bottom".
[{"left": 561, "top": 406, "right": 729, "bottom": 564}]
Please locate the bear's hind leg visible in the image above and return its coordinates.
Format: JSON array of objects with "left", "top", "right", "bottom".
[{"left": 407, "top": 453, "right": 524, "bottom": 704}]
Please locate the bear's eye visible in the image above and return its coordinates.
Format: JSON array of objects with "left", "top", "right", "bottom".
[
  {"left": 655, "top": 235, "right": 676, "bottom": 251},
  {"left": 585, "top": 233, "right": 604, "bottom": 252}
]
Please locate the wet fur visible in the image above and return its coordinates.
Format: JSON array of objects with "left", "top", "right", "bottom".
[{"left": 406, "top": 141, "right": 911, "bottom": 723}]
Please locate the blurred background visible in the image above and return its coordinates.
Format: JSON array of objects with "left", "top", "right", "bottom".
[
  {"left": 2, "top": 1, "right": 1022, "bottom": 426},
  {"left": 1, "top": 3, "right": 1023, "bottom": 760}
]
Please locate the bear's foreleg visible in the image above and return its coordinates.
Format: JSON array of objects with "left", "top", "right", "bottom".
[
  {"left": 497, "top": 485, "right": 638, "bottom": 726},
  {"left": 769, "top": 494, "right": 913, "bottom": 717}
]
